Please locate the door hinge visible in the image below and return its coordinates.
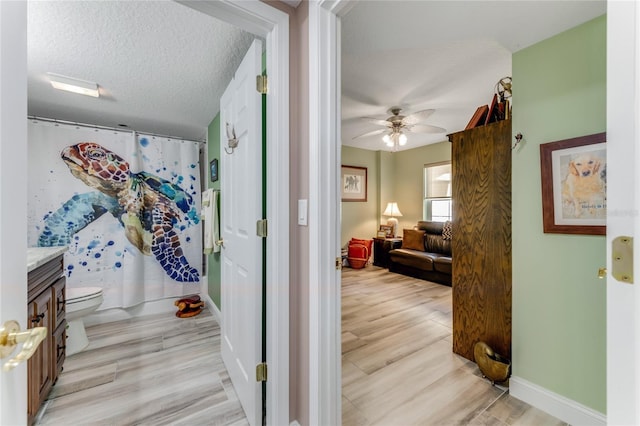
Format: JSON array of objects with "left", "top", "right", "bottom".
[
  {"left": 257, "top": 219, "right": 268, "bottom": 238},
  {"left": 256, "top": 362, "right": 268, "bottom": 382},
  {"left": 612, "top": 236, "right": 634, "bottom": 284},
  {"left": 336, "top": 257, "right": 342, "bottom": 270},
  {"left": 256, "top": 75, "right": 268, "bottom": 94}
]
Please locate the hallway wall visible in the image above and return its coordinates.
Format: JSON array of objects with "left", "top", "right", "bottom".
[{"left": 512, "top": 15, "right": 606, "bottom": 413}]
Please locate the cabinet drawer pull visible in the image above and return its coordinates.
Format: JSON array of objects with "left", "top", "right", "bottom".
[
  {"left": 31, "top": 313, "right": 45, "bottom": 324},
  {"left": 57, "top": 344, "right": 66, "bottom": 357}
]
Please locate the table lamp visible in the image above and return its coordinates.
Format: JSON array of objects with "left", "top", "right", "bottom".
[{"left": 383, "top": 202, "right": 403, "bottom": 237}]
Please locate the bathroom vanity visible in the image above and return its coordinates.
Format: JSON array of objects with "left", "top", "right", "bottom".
[{"left": 26, "top": 247, "right": 67, "bottom": 424}]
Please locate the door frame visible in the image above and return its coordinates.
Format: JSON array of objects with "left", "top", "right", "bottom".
[
  {"left": 0, "top": 3, "right": 28, "bottom": 426},
  {"left": 309, "top": 1, "right": 639, "bottom": 425},
  {"left": 177, "top": 3, "right": 290, "bottom": 425},
  {"left": 606, "top": 1, "right": 639, "bottom": 424},
  {"left": 307, "top": 1, "right": 354, "bottom": 425},
  {"left": 1, "top": 2, "right": 289, "bottom": 425}
]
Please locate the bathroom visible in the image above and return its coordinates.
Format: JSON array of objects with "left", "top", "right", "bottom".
[
  {"left": 21, "top": 1, "right": 256, "bottom": 422},
  {"left": 26, "top": 0, "right": 255, "bottom": 337}
]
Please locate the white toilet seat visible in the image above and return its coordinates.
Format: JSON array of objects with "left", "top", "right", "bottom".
[{"left": 67, "top": 287, "right": 103, "bottom": 305}]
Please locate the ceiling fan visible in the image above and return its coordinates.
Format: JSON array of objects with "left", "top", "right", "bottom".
[{"left": 352, "top": 107, "right": 446, "bottom": 151}]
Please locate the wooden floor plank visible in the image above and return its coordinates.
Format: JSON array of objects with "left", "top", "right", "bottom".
[
  {"left": 341, "top": 265, "right": 565, "bottom": 426},
  {"left": 36, "top": 309, "right": 247, "bottom": 425},
  {"left": 37, "top": 266, "right": 566, "bottom": 426}
]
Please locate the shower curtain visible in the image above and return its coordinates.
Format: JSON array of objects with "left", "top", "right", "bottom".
[{"left": 28, "top": 119, "right": 202, "bottom": 309}]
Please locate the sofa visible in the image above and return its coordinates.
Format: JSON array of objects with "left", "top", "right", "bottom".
[{"left": 388, "top": 220, "right": 452, "bottom": 286}]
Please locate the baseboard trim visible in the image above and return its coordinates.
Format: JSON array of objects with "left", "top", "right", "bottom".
[
  {"left": 203, "top": 293, "right": 222, "bottom": 325},
  {"left": 83, "top": 297, "right": 177, "bottom": 327},
  {"left": 510, "top": 376, "right": 606, "bottom": 426}
]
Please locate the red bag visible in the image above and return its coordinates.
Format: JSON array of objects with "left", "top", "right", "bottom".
[{"left": 347, "top": 238, "right": 372, "bottom": 269}]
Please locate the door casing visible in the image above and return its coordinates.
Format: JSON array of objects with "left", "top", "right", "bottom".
[{"left": 308, "top": 1, "right": 640, "bottom": 425}]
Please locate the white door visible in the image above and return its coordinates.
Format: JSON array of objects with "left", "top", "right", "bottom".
[
  {"left": 606, "top": 1, "right": 639, "bottom": 424},
  {"left": 0, "top": 2, "right": 29, "bottom": 425},
  {"left": 219, "top": 39, "right": 263, "bottom": 426}
]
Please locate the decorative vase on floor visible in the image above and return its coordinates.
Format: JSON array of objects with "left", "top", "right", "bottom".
[{"left": 474, "top": 341, "right": 511, "bottom": 385}]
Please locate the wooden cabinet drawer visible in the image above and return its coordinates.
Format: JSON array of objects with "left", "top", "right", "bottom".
[
  {"left": 52, "top": 323, "right": 67, "bottom": 381},
  {"left": 27, "top": 290, "right": 53, "bottom": 421},
  {"left": 52, "top": 276, "right": 66, "bottom": 330},
  {"left": 27, "top": 252, "right": 65, "bottom": 425}
]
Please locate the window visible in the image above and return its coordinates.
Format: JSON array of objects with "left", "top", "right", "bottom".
[{"left": 423, "top": 162, "right": 452, "bottom": 222}]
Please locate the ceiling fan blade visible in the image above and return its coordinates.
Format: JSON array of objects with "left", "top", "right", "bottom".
[
  {"left": 406, "top": 124, "right": 447, "bottom": 134},
  {"left": 352, "top": 128, "right": 388, "bottom": 139},
  {"left": 402, "top": 109, "right": 435, "bottom": 125},
  {"left": 361, "top": 117, "right": 393, "bottom": 127}
]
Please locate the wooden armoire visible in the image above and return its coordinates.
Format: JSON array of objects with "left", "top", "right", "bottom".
[{"left": 448, "top": 119, "right": 512, "bottom": 362}]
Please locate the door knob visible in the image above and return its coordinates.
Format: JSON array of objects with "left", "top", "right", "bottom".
[
  {"left": 0, "top": 320, "right": 47, "bottom": 372},
  {"left": 215, "top": 239, "right": 224, "bottom": 248}
]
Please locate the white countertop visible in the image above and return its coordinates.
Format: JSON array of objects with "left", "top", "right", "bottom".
[{"left": 27, "top": 247, "right": 67, "bottom": 272}]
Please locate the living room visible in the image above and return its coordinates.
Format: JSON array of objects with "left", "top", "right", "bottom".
[{"left": 340, "top": 3, "right": 607, "bottom": 425}]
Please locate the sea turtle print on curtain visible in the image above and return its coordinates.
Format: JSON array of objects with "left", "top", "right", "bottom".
[{"left": 38, "top": 141, "right": 200, "bottom": 283}]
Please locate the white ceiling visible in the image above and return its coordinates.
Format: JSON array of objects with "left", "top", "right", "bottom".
[
  {"left": 341, "top": 0, "right": 606, "bottom": 151},
  {"left": 26, "top": 1, "right": 606, "bottom": 147},
  {"left": 27, "top": 1, "right": 256, "bottom": 141}
]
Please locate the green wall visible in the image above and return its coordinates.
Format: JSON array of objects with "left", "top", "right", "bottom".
[
  {"left": 341, "top": 146, "right": 381, "bottom": 246},
  {"left": 341, "top": 141, "right": 451, "bottom": 245},
  {"left": 392, "top": 141, "right": 451, "bottom": 232},
  {"left": 512, "top": 15, "right": 606, "bottom": 413},
  {"left": 207, "top": 114, "right": 221, "bottom": 308}
]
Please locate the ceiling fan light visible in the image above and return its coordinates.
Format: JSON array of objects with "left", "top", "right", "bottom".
[
  {"left": 399, "top": 133, "right": 407, "bottom": 145},
  {"left": 382, "top": 134, "right": 391, "bottom": 144}
]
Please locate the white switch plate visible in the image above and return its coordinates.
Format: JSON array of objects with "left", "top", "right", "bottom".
[{"left": 298, "top": 199, "right": 308, "bottom": 226}]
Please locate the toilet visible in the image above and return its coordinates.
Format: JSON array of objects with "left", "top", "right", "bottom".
[{"left": 65, "top": 287, "right": 104, "bottom": 356}]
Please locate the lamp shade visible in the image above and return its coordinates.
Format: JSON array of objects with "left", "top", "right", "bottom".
[{"left": 383, "top": 202, "right": 403, "bottom": 217}]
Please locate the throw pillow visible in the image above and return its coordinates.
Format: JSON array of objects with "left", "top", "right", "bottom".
[
  {"left": 442, "top": 221, "right": 453, "bottom": 241},
  {"left": 402, "top": 229, "right": 426, "bottom": 251}
]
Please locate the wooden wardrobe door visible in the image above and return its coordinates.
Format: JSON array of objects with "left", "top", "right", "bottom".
[{"left": 449, "top": 119, "right": 512, "bottom": 361}]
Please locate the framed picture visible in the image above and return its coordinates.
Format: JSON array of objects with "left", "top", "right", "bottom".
[
  {"left": 540, "top": 132, "right": 606, "bottom": 235},
  {"left": 341, "top": 165, "right": 367, "bottom": 202},
  {"left": 379, "top": 225, "right": 393, "bottom": 238},
  {"left": 376, "top": 230, "right": 387, "bottom": 238},
  {"left": 465, "top": 105, "right": 489, "bottom": 130},
  {"left": 210, "top": 158, "right": 218, "bottom": 182}
]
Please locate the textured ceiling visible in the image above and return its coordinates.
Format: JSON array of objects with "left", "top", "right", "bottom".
[
  {"left": 27, "top": 1, "right": 256, "bottom": 141},
  {"left": 341, "top": 0, "right": 606, "bottom": 151},
  {"left": 27, "top": 1, "right": 606, "bottom": 147}
]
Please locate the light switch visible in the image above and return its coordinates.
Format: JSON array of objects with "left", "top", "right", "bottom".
[{"left": 298, "top": 199, "right": 308, "bottom": 226}]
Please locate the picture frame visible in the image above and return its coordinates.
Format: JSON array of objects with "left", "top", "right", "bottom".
[
  {"left": 210, "top": 158, "right": 218, "bottom": 182},
  {"left": 341, "top": 165, "right": 367, "bottom": 202},
  {"left": 540, "top": 132, "right": 606, "bottom": 235},
  {"left": 465, "top": 105, "right": 489, "bottom": 130},
  {"left": 484, "top": 94, "right": 498, "bottom": 125},
  {"left": 376, "top": 230, "right": 387, "bottom": 238},
  {"left": 379, "top": 225, "right": 393, "bottom": 238}
]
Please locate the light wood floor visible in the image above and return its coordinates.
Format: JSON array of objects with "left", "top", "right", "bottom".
[
  {"left": 342, "top": 265, "right": 568, "bottom": 426},
  {"left": 35, "top": 267, "right": 566, "bottom": 425},
  {"left": 36, "top": 308, "right": 249, "bottom": 425}
]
